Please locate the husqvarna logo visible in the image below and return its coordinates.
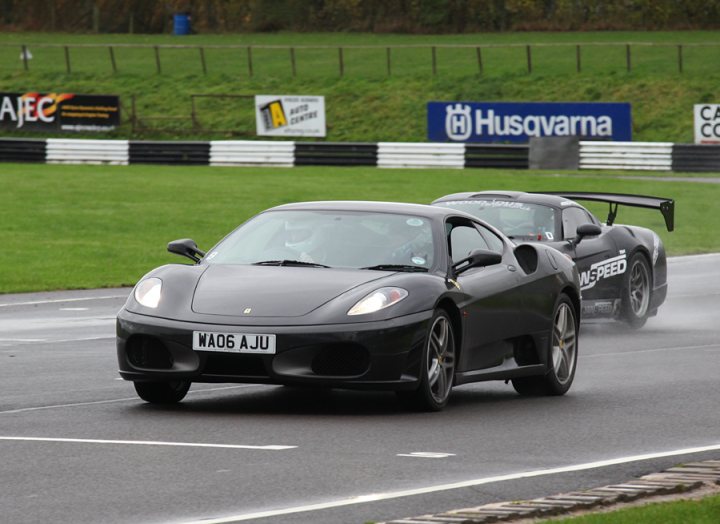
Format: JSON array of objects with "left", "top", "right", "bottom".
[{"left": 445, "top": 104, "right": 472, "bottom": 141}]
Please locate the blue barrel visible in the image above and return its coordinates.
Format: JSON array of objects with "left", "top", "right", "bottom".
[{"left": 173, "top": 13, "right": 191, "bottom": 35}]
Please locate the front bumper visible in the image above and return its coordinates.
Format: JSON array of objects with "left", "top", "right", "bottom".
[{"left": 116, "top": 309, "right": 432, "bottom": 390}]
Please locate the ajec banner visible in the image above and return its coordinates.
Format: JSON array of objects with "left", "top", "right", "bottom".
[
  {"left": 428, "top": 102, "right": 632, "bottom": 143},
  {"left": 0, "top": 92, "right": 120, "bottom": 132},
  {"left": 255, "top": 95, "right": 326, "bottom": 137}
]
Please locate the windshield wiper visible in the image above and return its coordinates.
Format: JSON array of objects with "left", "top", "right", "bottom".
[
  {"left": 253, "top": 260, "right": 331, "bottom": 268},
  {"left": 360, "top": 264, "right": 428, "bottom": 272}
]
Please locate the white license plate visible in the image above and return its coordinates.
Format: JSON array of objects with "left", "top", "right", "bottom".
[{"left": 192, "top": 331, "right": 276, "bottom": 354}]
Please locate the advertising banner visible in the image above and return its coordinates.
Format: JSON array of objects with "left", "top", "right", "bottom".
[
  {"left": 255, "top": 95, "right": 326, "bottom": 137},
  {"left": 0, "top": 92, "right": 120, "bottom": 132},
  {"left": 427, "top": 102, "right": 632, "bottom": 143},
  {"left": 694, "top": 104, "right": 720, "bottom": 144}
]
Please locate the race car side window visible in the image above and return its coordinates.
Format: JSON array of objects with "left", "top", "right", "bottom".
[
  {"left": 448, "top": 223, "right": 490, "bottom": 263},
  {"left": 475, "top": 224, "right": 505, "bottom": 254},
  {"left": 562, "top": 207, "right": 593, "bottom": 240}
]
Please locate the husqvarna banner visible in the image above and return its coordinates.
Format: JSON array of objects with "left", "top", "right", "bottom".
[
  {"left": 255, "top": 95, "right": 326, "bottom": 137},
  {"left": 427, "top": 102, "right": 632, "bottom": 143},
  {"left": 0, "top": 92, "right": 120, "bottom": 132}
]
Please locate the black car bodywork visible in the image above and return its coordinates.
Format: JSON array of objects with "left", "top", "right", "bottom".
[
  {"left": 432, "top": 191, "right": 674, "bottom": 328},
  {"left": 117, "top": 201, "right": 581, "bottom": 410}
]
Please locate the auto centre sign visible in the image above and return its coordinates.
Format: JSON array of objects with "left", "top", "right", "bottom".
[
  {"left": 694, "top": 104, "right": 720, "bottom": 144},
  {"left": 0, "top": 92, "right": 120, "bottom": 132},
  {"left": 255, "top": 95, "right": 326, "bottom": 137},
  {"left": 427, "top": 102, "right": 632, "bottom": 143}
]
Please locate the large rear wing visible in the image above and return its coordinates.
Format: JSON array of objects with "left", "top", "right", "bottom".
[{"left": 540, "top": 192, "right": 675, "bottom": 232}]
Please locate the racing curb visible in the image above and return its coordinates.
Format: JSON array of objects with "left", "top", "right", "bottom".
[{"left": 380, "top": 460, "right": 720, "bottom": 523}]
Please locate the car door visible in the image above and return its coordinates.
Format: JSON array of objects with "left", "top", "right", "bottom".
[
  {"left": 562, "top": 206, "right": 622, "bottom": 298},
  {"left": 447, "top": 218, "right": 525, "bottom": 372}
]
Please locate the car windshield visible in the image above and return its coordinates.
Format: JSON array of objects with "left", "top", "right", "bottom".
[
  {"left": 204, "top": 210, "right": 435, "bottom": 270},
  {"left": 436, "top": 200, "right": 558, "bottom": 241}
]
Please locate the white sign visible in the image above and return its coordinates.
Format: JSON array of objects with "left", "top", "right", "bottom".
[
  {"left": 694, "top": 104, "right": 720, "bottom": 144},
  {"left": 255, "top": 95, "right": 326, "bottom": 137}
]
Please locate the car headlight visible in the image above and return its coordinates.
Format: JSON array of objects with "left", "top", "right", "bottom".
[
  {"left": 347, "top": 287, "right": 408, "bottom": 316},
  {"left": 134, "top": 278, "right": 162, "bottom": 308}
]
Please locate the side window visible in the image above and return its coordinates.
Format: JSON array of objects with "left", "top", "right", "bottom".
[
  {"left": 449, "top": 225, "right": 490, "bottom": 263},
  {"left": 476, "top": 224, "right": 505, "bottom": 254},
  {"left": 562, "top": 207, "right": 593, "bottom": 240}
]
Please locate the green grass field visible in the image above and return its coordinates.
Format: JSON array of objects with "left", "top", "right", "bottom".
[
  {"left": 1, "top": 31, "right": 719, "bottom": 141},
  {"left": 1, "top": 162, "right": 716, "bottom": 294},
  {"left": 548, "top": 492, "right": 720, "bottom": 524}
]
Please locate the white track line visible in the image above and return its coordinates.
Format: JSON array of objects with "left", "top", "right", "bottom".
[
  {"left": 0, "top": 294, "right": 127, "bottom": 307},
  {"left": 0, "top": 436, "right": 295, "bottom": 451},
  {"left": 180, "top": 443, "right": 720, "bottom": 523}
]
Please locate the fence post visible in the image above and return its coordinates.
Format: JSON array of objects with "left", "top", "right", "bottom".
[
  {"left": 678, "top": 44, "right": 683, "bottom": 73},
  {"left": 92, "top": 3, "right": 100, "bottom": 33},
  {"left": 109, "top": 46, "right": 117, "bottom": 73},
  {"left": 290, "top": 47, "right": 296, "bottom": 77},
  {"left": 247, "top": 46, "right": 253, "bottom": 77},
  {"left": 199, "top": 47, "right": 207, "bottom": 75},
  {"left": 626, "top": 44, "right": 631, "bottom": 72},
  {"left": 191, "top": 95, "right": 198, "bottom": 130},
  {"left": 154, "top": 45, "right": 161, "bottom": 74},
  {"left": 338, "top": 47, "right": 344, "bottom": 77},
  {"left": 64, "top": 46, "right": 71, "bottom": 74},
  {"left": 386, "top": 47, "right": 391, "bottom": 76},
  {"left": 128, "top": 11, "right": 134, "bottom": 33},
  {"left": 21, "top": 45, "right": 29, "bottom": 71},
  {"left": 576, "top": 44, "right": 581, "bottom": 73},
  {"left": 476, "top": 46, "right": 483, "bottom": 75},
  {"left": 526, "top": 44, "right": 532, "bottom": 74},
  {"left": 432, "top": 46, "right": 437, "bottom": 76}
]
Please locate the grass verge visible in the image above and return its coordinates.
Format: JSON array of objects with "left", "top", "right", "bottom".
[
  {"left": 1, "top": 163, "right": 717, "bottom": 293},
  {"left": 547, "top": 492, "right": 720, "bottom": 523}
]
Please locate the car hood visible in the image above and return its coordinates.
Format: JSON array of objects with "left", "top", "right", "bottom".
[{"left": 191, "top": 264, "right": 388, "bottom": 317}]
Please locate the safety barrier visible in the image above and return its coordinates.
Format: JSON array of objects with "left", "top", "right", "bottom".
[
  {"left": 579, "top": 141, "right": 673, "bottom": 171},
  {"left": 378, "top": 142, "right": 465, "bottom": 169},
  {"left": 210, "top": 141, "right": 294, "bottom": 167},
  {"left": 46, "top": 138, "right": 128, "bottom": 165},
  {"left": 1, "top": 137, "right": 717, "bottom": 172}
]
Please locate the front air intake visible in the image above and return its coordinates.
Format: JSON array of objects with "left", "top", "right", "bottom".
[
  {"left": 311, "top": 344, "right": 370, "bottom": 377},
  {"left": 126, "top": 336, "right": 173, "bottom": 369}
]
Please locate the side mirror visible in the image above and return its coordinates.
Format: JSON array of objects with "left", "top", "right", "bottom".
[
  {"left": 452, "top": 249, "right": 502, "bottom": 275},
  {"left": 574, "top": 223, "right": 602, "bottom": 245},
  {"left": 168, "top": 238, "right": 206, "bottom": 263}
]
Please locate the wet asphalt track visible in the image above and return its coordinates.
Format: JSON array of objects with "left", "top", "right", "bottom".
[{"left": 0, "top": 254, "right": 719, "bottom": 524}]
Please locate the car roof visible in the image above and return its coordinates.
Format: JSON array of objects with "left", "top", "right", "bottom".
[
  {"left": 432, "top": 191, "right": 580, "bottom": 209},
  {"left": 268, "top": 200, "right": 468, "bottom": 219}
]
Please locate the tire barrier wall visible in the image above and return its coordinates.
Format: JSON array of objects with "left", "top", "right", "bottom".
[
  {"left": 579, "top": 141, "right": 673, "bottom": 171},
  {"left": 0, "top": 138, "right": 46, "bottom": 163},
  {"left": 47, "top": 138, "right": 129, "bottom": 165},
  {"left": 0, "top": 138, "right": 717, "bottom": 171}
]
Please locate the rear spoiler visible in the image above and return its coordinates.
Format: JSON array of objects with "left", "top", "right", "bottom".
[{"left": 539, "top": 192, "right": 675, "bottom": 232}]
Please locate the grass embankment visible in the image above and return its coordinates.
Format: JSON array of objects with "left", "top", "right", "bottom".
[
  {"left": 1, "top": 31, "right": 719, "bottom": 141},
  {"left": 547, "top": 492, "right": 720, "bottom": 523},
  {"left": 0, "top": 163, "right": 716, "bottom": 293}
]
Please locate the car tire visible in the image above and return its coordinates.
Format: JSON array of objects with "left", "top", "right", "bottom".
[
  {"left": 512, "top": 294, "right": 578, "bottom": 396},
  {"left": 620, "top": 252, "right": 651, "bottom": 329},
  {"left": 134, "top": 380, "right": 191, "bottom": 404},
  {"left": 397, "top": 309, "right": 456, "bottom": 412}
]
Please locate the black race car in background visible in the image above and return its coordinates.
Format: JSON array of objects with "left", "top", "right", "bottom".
[
  {"left": 117, "top": 201, "right": 580, "bottom": 411},
  {"left": 432, "top": 191, "right": 674, "bottom": 328}
]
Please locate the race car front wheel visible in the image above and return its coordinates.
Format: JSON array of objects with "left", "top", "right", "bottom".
[
  {"left": 134, "top": 380, "right": 191, "bottom": 404},
  {"left": 621, "top": 252, "right": 651, "bottom": 329},
  {"left": 398, "top": 309, "right": 456, "bottom": 411},
  {"left": 512, "top": 294, "right": 578, "bottom": 396}
]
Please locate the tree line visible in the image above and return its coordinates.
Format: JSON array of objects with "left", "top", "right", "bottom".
[{"left": 2, "top": 0, "right": 720, "bottom": 33}]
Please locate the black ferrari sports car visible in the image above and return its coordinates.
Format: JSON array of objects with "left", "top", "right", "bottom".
[
  {"left": 117, "top": 201, "right": 580, "bottom": 411},
  {"left": 432, "top": 191, "right": 674, "bottom": 328}
]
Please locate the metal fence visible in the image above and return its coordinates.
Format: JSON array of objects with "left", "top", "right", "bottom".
[{"left": 3, "top": 42, "right": 716, "bottom": 76}]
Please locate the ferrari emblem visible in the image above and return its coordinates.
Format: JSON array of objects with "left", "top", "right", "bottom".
[{"left": 243, "top": 308, "right": 252, "bottom": 315}]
